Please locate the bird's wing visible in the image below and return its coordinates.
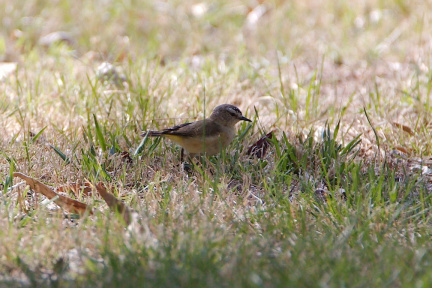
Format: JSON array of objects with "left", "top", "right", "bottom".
[
  {"left": 142, "top": 120, "right": 224, "bottom": 138},
  {"left": 162, "top": 120, "right": 224, "bottom": 138},
  {"left": 160, "top": 122, "right": 193, "bottom": 135},
  {"left": 141, "top": 122, "right": 193, "bottom": 137}
]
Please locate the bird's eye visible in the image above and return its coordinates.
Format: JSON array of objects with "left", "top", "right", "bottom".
[{"left": 228, "top": 107, "right": 240, "bottom": 116}]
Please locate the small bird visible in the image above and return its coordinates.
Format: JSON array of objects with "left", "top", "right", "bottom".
[{"left": 141, "top": 104, "right": 252, "bottom": 157}]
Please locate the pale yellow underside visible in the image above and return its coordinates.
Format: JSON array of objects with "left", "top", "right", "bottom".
[{"left": 164, "top": 134, "right": 230, "bottom": 156}]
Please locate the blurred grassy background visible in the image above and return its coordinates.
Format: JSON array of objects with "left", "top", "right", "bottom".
[
  {"left": 1, "top": 0, "right": 426, "bottom": 61},
  {"left": 1, "top": 0, "right": 431, "bottom": 135}
]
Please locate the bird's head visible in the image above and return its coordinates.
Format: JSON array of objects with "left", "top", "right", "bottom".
[{"left": 209, "top": 104, "right": 252, "bottom": 126}]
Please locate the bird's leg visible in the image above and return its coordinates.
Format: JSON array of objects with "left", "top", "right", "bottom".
[{"left": 180, "top": 148, "right": 194, "bottom": 174}]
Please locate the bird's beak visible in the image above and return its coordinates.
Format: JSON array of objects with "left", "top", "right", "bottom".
[{"left": 239, "top": 116, "right": 252, "bottom": 122}]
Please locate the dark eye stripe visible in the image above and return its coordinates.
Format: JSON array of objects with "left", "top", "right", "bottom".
[{"left": 229, "top": 107, "right": 241, "bottom": 114}]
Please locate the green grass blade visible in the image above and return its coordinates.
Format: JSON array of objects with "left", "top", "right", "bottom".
[
  {"left": 49, "top": 145, "right": 71, "bottom": 164},
  {"left": 93, "top": 114, "right": 107, "bottom": 152},
  {"left": 363, "top": 107, "right": 380, "bottom": 153},
  {"left": 134, "top": 133, "right": 149, "bottom": 156},
  {"left": 340, "top": 134, "right": 362, "bottom": 156},
  {"left": 30, "top": 126, "right": 47, "bottom": 143}
]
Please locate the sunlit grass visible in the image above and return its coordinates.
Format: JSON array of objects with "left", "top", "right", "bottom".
[{"left": 2, "top": 0, "right": 432, "bottom": 287}]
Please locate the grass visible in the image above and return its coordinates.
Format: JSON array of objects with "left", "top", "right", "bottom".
[{"left": 2, "top": 0, "right": 432, "bottom": 287}]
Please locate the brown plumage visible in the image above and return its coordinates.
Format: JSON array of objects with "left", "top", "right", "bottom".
[{"left": 141, "top": 104, "right": 251, "bottom": 156}]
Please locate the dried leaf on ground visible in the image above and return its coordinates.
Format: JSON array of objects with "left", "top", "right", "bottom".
[
  {"left": 394, "top": 146, "right": 410, "bottom": 155},
  {"left": 13, "top": 172, "right": 92, "bottom": 215},
  {"left": 38, "top": 31, "right": 75, "bottom": 47},
  {"left": 94, "top": 182, "right": 132, "bottom": 226},
  {"left": 120, "top": 151, "right": 133, "bottom": 164},
  {"left": 247, "top": 131, "right": 275, "bottom": 158},
  {"left": 392, "top": 122, "right": 414, "bottom": 135},
  {"left": 56, "top": 182, "right": 93, "bottom": 197}
]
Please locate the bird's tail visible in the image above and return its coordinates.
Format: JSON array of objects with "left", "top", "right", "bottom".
[{"left": 141, "top": 130, "right": 164, "bottom": 137}]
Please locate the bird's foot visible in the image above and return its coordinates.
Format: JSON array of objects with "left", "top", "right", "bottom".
[{"left": 182, "top": 162, "right": 194, "bottom": 174}]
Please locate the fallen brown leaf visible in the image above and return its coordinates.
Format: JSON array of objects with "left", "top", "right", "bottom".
[
  {"left": 57, "top": 182, "right": 93, "bottom": 197},
  {"left": 13, "top": 172, "right": 92, "bottom": 215},
  {"left": 94, "top": 182, "right": 132, "bottom": 226},
  {"left": 247, "top": 131, "right": 275, "bottom": 158},
  {"left": 392, "top": 122, "right": 414, "bottom": 135},
  {"left": 394, "top": 146, "right": 410, "bottom": 154}
]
